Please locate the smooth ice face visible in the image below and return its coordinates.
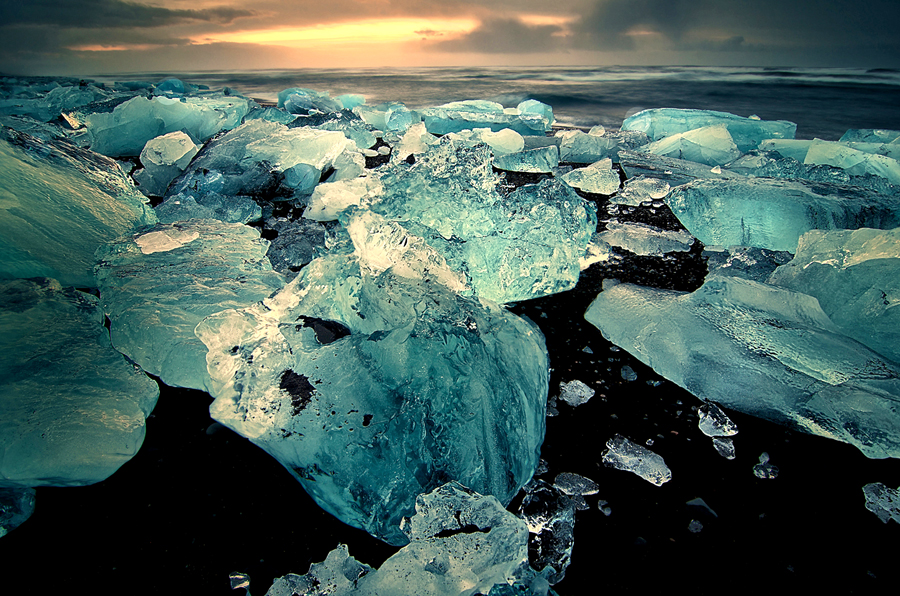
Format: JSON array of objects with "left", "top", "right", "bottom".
[
  {"left": 862, "top": 483, "right": 900, "bottom": 523},
  {"left": 560, "top": 159, "right": 621, "bottom": 195},
  {"left": 493, "top": 146, "right": 559, "bottom": 173},
  {"left": 598, "top": 222, "right": 694, "bottom": 257},
  {"left": 667, "top": 177, "right": 900, "bottom": 252},
  {"left": 0, "top": 128, "right": 157, "bottom": 288},
  {"left": 86, "top": 95, "right": 250, "bottom": 157},
  {"left": 641, "top": 124, "right": 742, "bottom": 167},
  {"left": 618, "top": 149, "right": 745, "bottom": 187},
  {"left": 265, "top": 483, "right": 530, "bottom": 596},
  {"left": 840, "top": 129, "right": 900, "bottom": 144},
  {"left": 767, "top": 227, "right": 900, "bottom": 364},
  {"left": 622, "top": 108, "right": 796, "bottom": 153},
  {"left": 95, "top": 221, "right": 285, "bottom": 392},
  {"left": 804, "top": 139, "right": 900, "bottom": 184},
  {"left": 615, "top": 176, "right": 671, "bottom": 207},
  {"left": 601, "top": 435, "right": 671, "bottom": 486},
  {"left": 585, "top": 276, "right": 900, "bottom": 459},
  {"left": 133, "top": 131, "right": 199, "bottom": 197},
  {"left": 421, "top": 99, "right": 553, "bottom": 136},
  {"left": 556, "top": 129, "right": 649, "bottom": 164},
  {"left": 196, "top": 256, "right": 548, "bottom": 545},
  {"left": 0, "top": 278, "right": 159, "bottom": 487}
]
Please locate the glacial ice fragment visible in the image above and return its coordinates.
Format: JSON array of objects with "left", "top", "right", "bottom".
[
  {"left": 133, "top": 131, "right": 198, "bottom": 197},
  {"left": 558, "top": 380, "right": 594, "bottom": 407},
  {"left": 703, "top": 245, "right": 794, "bottom": 282},
  {"left": 618, "top": 149, "right": 745, "bottom": 187},
  {"left": 277, "top": 87, "right": 344, "bottom": 115},
  {"left": 641, "top": 124, "right": 742, "bottom": 167},
  {"left": 0, "top": 487, "right": 35, "bottom": 537},
  {"left": 154, "top": 191, "right": 262, "bottom": 225},
  {"left": 862, "top": 482, "right": 900, "bottom": 524},
  {"left": 666, "top": 177, "right": 900, "bottom": 252},
  {"left": 264, "top": 218, "right": 329, "bottom": 279},
  {"left": 560, "top": 158, "right": 620, "bottom": 195},
  {"left": 840, "top": 129, "right": 900, "bottom": 144},
  {"left": 197, "top": 256, "right": 548, "bottom": 545},
  {"left": 557, "top": 129, "right": 649, "bottom": 164},
  {"left": 304, "top": 176, "right": 383, "bottom": 222},
  {"left": 421, "top": 99, "right": 553, "bottom": 136},
  {"left": 804, "top": 139, "right": 900, "bottom": 184},
  {"left": 553, "top": 472, "right": 598, "bottom": 496},
  {"left": 767, "top": 227, "right": 900, "bottom": 364},
  {"left": 493, "top": 146, "right": 559, "bottom": 173},
  {"left": 354, "top": 102, "right": 418, "bottom": 134},
  {"left": 712, "top": 437, "right": 736, "bottom": 460},
  {"left": 0, "top": 127, "right": 157, "bottom": 287},
  {"left": 95, "top": 221, "right": 285, "bottom": 392},
  {"left": 585, "top": 275, "right": 900, "bottom": 458},
  {"left": 601, "top": 435, "right": 671, "bottom": 486},
  {"left": 517, "top": 480, "right": 576, "bottom": 585},
  {"left": 265, "top": 483, "right": 530, "bottom": 596},
  {"left": 598, "top": 222, "right": 694, "bottom": 257},
  {"left": 698, "top": 402, "right": 738, "bottom": 437},
  {"left": 0, "top": 278, "right": 159, "bottom": 487},
  {"left": 614, "top": 175, "right": 670, "bottom": 207},
  {"left": 622, "top": 108, "right": 796, "bottom": 153}
]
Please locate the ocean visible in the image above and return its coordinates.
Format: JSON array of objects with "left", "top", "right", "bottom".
[{"left": 91, "top": 65, "right": 900, "bottom": 140}]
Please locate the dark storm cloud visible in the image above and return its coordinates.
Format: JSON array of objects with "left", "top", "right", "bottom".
[
  {"left": 428, "top": 18, "right": 567, "bottom": 53},
  {"left": 0, "top": 0, "right": 254, "bottom": 29}
]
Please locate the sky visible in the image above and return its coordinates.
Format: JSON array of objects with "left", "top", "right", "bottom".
[{"left": 1, "top": 0, "right": 899, "bottom": 75}]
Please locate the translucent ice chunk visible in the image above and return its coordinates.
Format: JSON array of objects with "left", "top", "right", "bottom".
[
  {"left": 558, "top": 380, "right": 595, "bottom": 407},
  {"left": 553, "top": 472, "right": 598, "bottom": 496},
  {"left": 703, "top": 245, "right": 794, "bottom": 282},
  {"left": 557, "top": 129, "right": 649, "bottom": 164},
  {"left": 560, "top": 158, "right": 620, "bottom": 195},
  {"left": 154, "top": 191, "right": 262, "bottom": 225},
  {"left": 601, "top": 435, "right": 671, "bottom": 486},
  {"left": 0, "top": 128, "right": 157, "bottom": 287},
  {"left": 839, "top": 129, "right": 900, "bottom": 144},
  {"left": 355, "top": 102, "right": 419, "bottom": 134},
  {"left": 641, "top": 124, "right": 742, "bottom": 167},
  {"left": 304, "top": 176, "right": 384, "bottom": 222},
  {"left": 277, "top": 87, "right": 344, "bottom": 114},
  {"left": 133, "top": 131, "right": 198, "bottom": 197},
  {"left": 767, "top": 227, "right": 900, "bottom": 364},
  {"left": 421, "top": 99, "right": 553, "bottom": 136},
  {"left": 95, "top": 221, "right": 285, "bottom": 392},
  {"left": 757, "top": 138, "right": 813, "bottom": 161},
  {"left": 618, "top": 149, "right": 745, "bottom": 187},
  {"left": 713, "top": 437, "right": 736, "bottom": 460},
  {"left": 0, "top": 487, "right": 35, "bottom": 537},
  {"left": 615, "top": 175, "right": 670, "bottom": 207},
  {"left": 698, "top": 402, "right": 738, "bottom": 437},
  {"left": 197, "top": 257, "right": 548, "bottom": 545},
  {"left": 0, "top": 278, "right": 159, "bottom": 487},
  {"left": 517, "top": 479, "right": 576, "bottom": 584},
  {"left": 862, "top": 482, "right": 900, "bottom": 524},
  {"left": 598, "top": 222, "right": 694, "bottom": 257},
  {"left": 390, "top": 122, "right": 438, "bottom": 163},
  {"left": 622, "top": 108, "right": 796, "bottom": 153},
  {"left": 493, "top": 146, "right": 559, "bottom": 173},
  {"left": 667, "top": 177, "right": 900, "bottom": 252},
  {"left": 585, "top": 276, "right": 900, "bottom": 459},
  {"left": 804, "top": 139, "right": 900, "bottom": 184},
  {"left": 264, "top": 218, "right": 329, "bottom": 279}
]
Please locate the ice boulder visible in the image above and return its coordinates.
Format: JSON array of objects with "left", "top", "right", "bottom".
[
  {"left": 493, "top": 146, "right": 559, "bottom": 173},
  {"left": 421, "top": 99, "right": 553, "bottom": 136},
  {"left": 622, "top": 108, "right": 796, "bottom": 153},
  {"left": 768, "top": 227, "right": 900, "bottom": 364},
  {"left": 95, "top": 221, "right": 285, "bottom": 392},
  {"left": 585, "top": 276, "right": 900, "bottom": 459},
  {"left": 0, "top": 127, "right": 157, "bottom": 287},
  {"left": 640, "top": 124, "right": 742, "bottom": 167},
  {"left": 0, "top": 278, "right": 159, "bottom": 487},
  {"left": 133, "top": 131, "right": 199, "bottom": 197},
  {"left": 840, "top": 129, "right": 900, "bottom": 144},
  {"left": 277, "top": 87, "right": 344, "bottom": 114},
  {"left": 618, "top": 149, "right": 745, "bottom": 187},
  {"left": 804, "top": 139, "right": 900, "bottom": 184},
  {"left": 354, "top": 101, "right": 419, "bottom": 134},
  {"left": 196, "top": 255, "right": 549, "bottom": 545},
  {"left": 666, "top": 177, "right": 900, "bottom": 252}
]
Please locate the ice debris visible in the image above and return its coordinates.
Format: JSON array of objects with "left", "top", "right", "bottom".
[
  {"left": 517, "top": 480, "right": 576, "bottom": 585},
  {"left": 621, "top": 108, "right": 796, "bottom": 153},
  {"left": 666, "top": 177, "right": 900, "bottom": 252},
  {"left": 0, "top": 487, "right": 36, "bottom": 537},
  {"left": 560, "top": 158, "right": 620, "bottom": 195},
  {"left": 585, "top": 276, "right": 900, "bottom": 459},
  {"left": 196, "top": 255, "right": 548, "bottom": 545},
  {"left": 767, "top": 227, "right": 900, "bottom": 364},
  {"left": 95, "top": 221, "right": 285, "bottom": 392},
  {"left": 598, "top": 222, "right": 694, "bottom": 257},
  {"left": 421, "top": 99, "right": 553, "bottom": 136},
  {"left": 614, "top": 175, "right": 670, "bottom": 207},
  {"left": 601, "top": 435, "right": 671, "bottom": 486},
  {"left": 558, "top": 380, "right": 595, "bottom": 407},
  {"left": 133, "top": 131, "right": 199, "bottom": 197},
  {"left": 154, "top": 191, "right": 262, "bottom": 225},
  {"left": 703, "top": 245, "right": 794, "bottom": 282},
  {"left": 862, "top": 482, "right": 900, "bottom": 524},
  {"left": 698, "top": 402, "right": 738, "bottom": 438},
  {"left": 752, "top": 452, "right": 779, "bottom": 479},
  {"left": 553, "top": 472, "right": 598, "bottom": 497},
  {"left": 493, "top": 146, "right": 559, "bottom": 173},
  {"left": 840, "top": 129, "right": 900, "bottom": 144},
  {"left": 0, "top": 278, "right": 159, "bottom": 487},
  {"left": 0, "top": 127, "right": 157, "bottom": 287},
  {"left": 712, "top": 437, "right": 736, "bottom": 460}
]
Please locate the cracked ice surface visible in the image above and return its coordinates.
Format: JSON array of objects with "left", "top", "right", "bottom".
[
  {"left": 0, "top": 278, "right": 159, "bottom": 487},
  {"left": 641, "top": 124, "right": 742, "bottom": 167},
  {"left": 95, "top": 221, "right": 285, "bottom": 392},
  {"left": 196, "top": 255, "right": 548, "bottom": 545},
  {"left": 585, "top": 276, "right": 900, "bottom": 459}
]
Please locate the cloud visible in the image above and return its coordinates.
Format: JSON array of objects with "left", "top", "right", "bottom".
[
  {"left": 428, "top": 18, "right": 568, "bottom": 53},
  {"left": 0, "top": 0, "right": 254, "bottom": 29}
]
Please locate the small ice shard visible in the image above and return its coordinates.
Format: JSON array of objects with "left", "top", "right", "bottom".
[
  {"left": 598, "top": 222, "right": 694, "bottom": 257},
  {"left": 597, "top": 500, "right": 612, "bottom": 516},
  {"left": 133, "top": 131, "right": 199, "bottom": 197},
  {"left": 618, "top": 149, "right": 745, "bottom": 187},
  {"left": 601, "top": 434, "right": 671, "bottom": 486},
  {"left": 703, "top": 245, "right": 794, "bottom": 282},
  {"left": 767, "top": 227, "right": 900, "bottom": 364},
  {"left": 666, "top": 177, "right": 900, "bottom": 252},
  {"left": 154, "top": 191, "right": 262, "bottom": 225},
  {"left": 421, "top": 99, "right": 553, "bottom": 136},
  {"left": 0, "top": 278, "right": 159, "bottom": 487},
  {"left": 558, "top": 380, "right": 595, "bottom": 407},
  {"left": 229, "top": 572, "right": 250, "bottom": 591},
  {"left": 277, "top": 87, "right": 343, "bottom": 114},
  {"left": 517, "top": 479, "right": 576, "bottom": 585},
  {"left": 713, "top": 437, "right": 736, "bottom": 460},
  {"left": 862, "top": 482, "right": 900, "bottom": 524},
  {"left": 620, "top": 365, "right": 638, "bottom": 381},
  {"left": 688, "top": 520, "right": 703, "bottom": 533},
  {"left": 493, "top": 146, "right": 559, "bottom": 173},
  {"left": 840, "top": 129, "right": 900, "bottom": 144},
  {"left": 448, "top": 127, "right": 525, "bottom": 156},
  {"left": 641, "top": 124, "right": 742, "bottom": 167},
  {"left": 266, "top": 483, "right": 529, "bottom": 596},
  {"left": 95, "top": 220, "right": 285, "bottom": 392},
  {"left": 197, "top": 256, "right": 548, "bottom": 545},
  {"left": 698, "top": 402, "right": 738, "bottom": 437},
  {"left": 560, "top": 158, "right": 620, "bottom": 195},
  {"left": 0, "top": 487, "right": 36, "bottom": 537},
  {"left": 557, "top": 129, "right": 649, "bottom": 164},
  {"left": 390, "top": 121, "right": 438, "bottom": 163},
  {"left": 752, "top": 452, "right": 779, "bottom": 479},
  {"left": 615, "top": 175, "right": 670, "bottom": 207},
  {"left": 578, "top": 236, "right": 612, "bottom": 270},
  {"left": 304, "top": 176, "right": 384, "bottom": 222},
  {"left": 0, "top": 127, "right": 157, "bottom": 287},
  {"left": 86, "top": 94, "right": 250, "bottom": 157},
  {"left": 585, "top": 275, "right": 900, "bottom": 459},
  {"left": 553, "top": 472, "right": 599, "bottom": 496},
  {"left": 622, "top": 108, "right": 796, "bottom": 153}
]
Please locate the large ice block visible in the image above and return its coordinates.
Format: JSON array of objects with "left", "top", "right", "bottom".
[
  {"left": 421, "top": 99, "right": 553, "bottom": 136},
  {"left": 0, "top": 127, "right": 157, "bottom": 287},
  {"left": 641, "top": 124, "right": 742, "bottom": 167},
  {"left": 622, "top": 108, "right": 796, "bottom": 153},
  {"left": 618, "top": 149, "right": 745, "bottom": 187},
  {"left": 196, "top": 256, "right": 548, "bottom": 545},
  {"left": 557, "top": 129, "right": 649, "bottom": 164},
  {"left": 95, "top": 221, "right": 285, "bottom": 392},
  {"left": 585, "top": 276, "right": 900, "bottom": 459},
  {"left": 133, "top": 131, "right": 199, "bottom": 197},
  {"left": 277, "top": 87, "right": 344, "bottom": 114},
  {"left": 804, "top": 139, "right": 900, "bottom": 184},
  {"left": 0, "top": 487, "right": 35, "bottom": 537},
  {"left": 768, "top": 227, "right": 900, "bottom": 364},
  {"left": 666, "top": 177, "right": 900, "bottom": 252},
  {"left": 840, "top": 129, "right": 900, "bottom": 144},
  {"left": 0, "top": 278, "right": 159, "bottom": 487}
]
